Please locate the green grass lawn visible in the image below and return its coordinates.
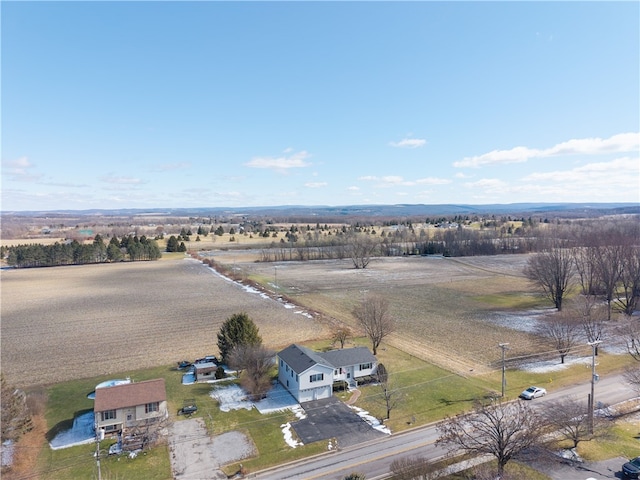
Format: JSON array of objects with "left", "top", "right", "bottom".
[{"left": 34, "top": 339, "right": 637, "bottom": 479}]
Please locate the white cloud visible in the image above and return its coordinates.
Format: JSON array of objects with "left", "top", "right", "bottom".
[
  {"left": 2, "top": 156, "right": 41, "bottom": 182},
  {"left": 360, "top": 175, "right": 450, "bottom": 187},
  {"left": 381, "top": 175, "right": 405, "bottom": 185},
  {"left": 347, "top": 186, "right": 360, "bottom": 191},
  {"left": 454, "top": 132, "right": 640, "bottom": 168},
  {"left": 462, "top": 156, "right": 639, "bottom": 202},
  {"left": 245, "top": 150, "right": 311, "bottom": 172},
  {"left": 522, "top": 157, "right": 638, "bottom": 188},
  {"left": 304, "top": 182, "right": 327, "bottom": 188},
  {"left": 415, "top": 177, "right": 452, "bottom": 185},
  {"left": 389, "top": 138, "right": 427, "bottom": 148},
  {"left": 464, "top": 178, "right": 509, "bottom": 190},
  {"left": 100, "top": 175, "right": 145, "bottom": 185}
]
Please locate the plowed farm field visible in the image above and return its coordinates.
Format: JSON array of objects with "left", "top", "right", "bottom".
[
  {"left": 1, "top": 257, "right": 327, "bottom": 388},
  {"left": 2, "top": 252, "right": 547, "bottom": 388},
  {"left": 218, "top": 252, "right": 547, "bottom": 376}
]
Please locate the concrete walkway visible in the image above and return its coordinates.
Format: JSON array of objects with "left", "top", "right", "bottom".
[{"left": 345, "top": 389, "right": 361, "bottom": 405}]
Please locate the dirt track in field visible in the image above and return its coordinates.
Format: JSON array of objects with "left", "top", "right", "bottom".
[{"left": 1, "top": 257, "right": 327, "bottom": 388}]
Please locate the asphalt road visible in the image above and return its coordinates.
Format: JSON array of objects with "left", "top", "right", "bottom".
[{"left": 250, "top": 373, "right": 637, "bottom": 480}]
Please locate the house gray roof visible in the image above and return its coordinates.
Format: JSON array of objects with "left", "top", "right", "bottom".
[
  {"left": 278, "top": 344, "right": 332, "bottom": 374},
  {"left": 319, "top": 347, "right": 377, "bottom": 369},
  {"left": 278, "top": 344, "right": 376, "bottom": 374}
]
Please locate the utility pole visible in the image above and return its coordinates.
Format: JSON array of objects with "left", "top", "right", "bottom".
[
  {"left": 588, "top": 340, "right": 601, "bottom": 434},
  {"left": 499, "top": 343, "right": 509, "bottom": 397},
  {"left": 95, "top": 437, "right": 102, "bottom": 480}
]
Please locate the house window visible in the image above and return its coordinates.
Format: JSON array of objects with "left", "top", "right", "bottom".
[
  {"left": 286, "top": 365, "right": 289, "bottom": 372},
  {"left": 101, "top": 410, "right": 116, "bottom": 421},
  {"left": 291, "top": 370, "right": 294, "bottom": 378},
  {"left": 280, "top": 359, "right": 283, "bottom": 367},
  {"left": 145, "top": 402, "right": 159, "bottom": 414},
  {"left": 359, "top": 363, "right": 372, "bottom": 371},
  {"left": 309, "top": 373, "right": 324, "bottom": 383}
]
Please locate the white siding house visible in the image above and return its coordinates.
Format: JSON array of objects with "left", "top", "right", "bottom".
[{"left": 277, "top": 344, "right": 377, "bottom": 403}]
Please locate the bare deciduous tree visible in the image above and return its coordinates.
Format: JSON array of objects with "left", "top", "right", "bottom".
[
  {"left": 524, "top": 245, "right": 576, "bottom": 311},
  {"left": 624, "top": 365, "right": 640, "bottom": 395},
  {"left": 228, "top": 344, "right": 274, "bottom": 401},
  {"left": 374, "top": 364, "right": 402, "bottom": 421},
  {"left": 542, "top": 397, "right": 610, "bottom": 449},
  {"left": 437, "top": 399, "right": 547, "bottom": 478},
  {"left": 593, "top": 245, "right": 624, "bottom": 321},
  {"left": 127, "top": 414, "right": 170, "bottom": 451},
  {"left": 346, "top": 232, "right": 378, "bottom": 269},
  {"left": 353, "top": 294, "right": 394, "bottom": 355},
  {"left": 622, "top": 318, "right": 640, "bottom": 361},
  {"left": 1, "top": 375, "right": 32, "bottom": 444},
  {"left": 342, "top": 473, "right": 366, "bottom": 480},
  {"left": 568, "top": 297, "right": 606, "bottom": 356},
  {"left": 332, "top": 327, "right": 352, "bottom": 349},
  {"left": 616, "top": 245, "right": 640, "bottom": 317},
  {"left": 537, "top": 313, "right": 580, "bottom": 364}
]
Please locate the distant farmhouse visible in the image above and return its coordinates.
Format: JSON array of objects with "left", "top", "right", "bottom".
[{"left": 277, "top": 344, "right": 377, "bottom": 403}]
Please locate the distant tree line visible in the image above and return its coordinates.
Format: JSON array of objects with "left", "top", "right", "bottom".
[
  {"left": 3, "top": 234, "right": 161, "bottom": 268},
  {"left": 254, "top": 216, "right": 639, "bottom": 265}
]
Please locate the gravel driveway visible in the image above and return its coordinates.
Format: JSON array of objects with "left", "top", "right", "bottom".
[{"left": 169, "top": 418, "right": 256, "bottom": 480}]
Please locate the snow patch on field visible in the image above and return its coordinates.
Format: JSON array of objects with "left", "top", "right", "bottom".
[
  {"left": 520, "top": 356, "right": 592, "bottom": 373},
  {"left": 484, "top": 309, "right": 551, "bottom": 333}
]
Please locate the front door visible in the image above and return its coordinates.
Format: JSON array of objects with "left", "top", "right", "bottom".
[{"left": 125, "top": 408, "right": 135, "bottom": 426}]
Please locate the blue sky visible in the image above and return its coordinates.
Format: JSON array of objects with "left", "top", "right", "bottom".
[{"left": 2, "top": 1, "right": 639, "bottom": 212}]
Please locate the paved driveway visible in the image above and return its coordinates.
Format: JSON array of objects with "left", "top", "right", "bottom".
[
  {"left": 528, "top": 454, "right": 628, "bottom": 480},
  {"left": 292, "top": 396, "right": 386, "bottom": 448}
]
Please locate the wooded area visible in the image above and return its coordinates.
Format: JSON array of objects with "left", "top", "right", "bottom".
[{"left": 2, "top": 234, "right": 161, "bottom": 268}]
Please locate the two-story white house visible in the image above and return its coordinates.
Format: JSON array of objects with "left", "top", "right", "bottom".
[{"left": 277, "top": 344, "right": 377, "bottom": 403}]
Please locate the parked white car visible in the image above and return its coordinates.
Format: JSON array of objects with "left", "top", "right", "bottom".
[{"left": 519, "top": 386, "right": 547, "bottom": 400}]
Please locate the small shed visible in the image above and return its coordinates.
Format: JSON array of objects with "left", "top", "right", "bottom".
[{"left": 194, "top": 362, "right": 218, "bottom": 382}]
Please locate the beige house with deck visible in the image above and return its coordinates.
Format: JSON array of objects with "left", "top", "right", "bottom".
[{"left": 94, "top": 378, "right": 168, "bottom": 439}]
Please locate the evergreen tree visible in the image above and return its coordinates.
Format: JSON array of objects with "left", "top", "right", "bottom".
[
  {"left": 166, "top": 235, "right": 179, "bottom": 252},
  {"left": 216, "top": 312, "right": 262, "bottom": 365},
  {"left": 107, "top": 242, "right": 123, "bottom": 262}
]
